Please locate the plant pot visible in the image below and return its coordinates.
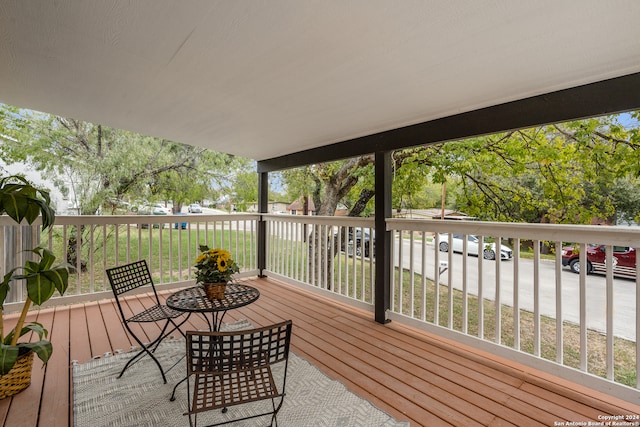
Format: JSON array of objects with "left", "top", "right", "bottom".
[
  {"left": 203, "top": 282, "right": 227, "bottom": 300},
  {"left": 0, "top": 351, "right": 34, "bottom": 399}
]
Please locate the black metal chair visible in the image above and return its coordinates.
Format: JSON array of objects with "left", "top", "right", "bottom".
[
  {"left": 185, "top": 320, "right": 293, "bottom": 427},
  {"left": 106, "top": 260, "right": 191, "bottom": 383}
]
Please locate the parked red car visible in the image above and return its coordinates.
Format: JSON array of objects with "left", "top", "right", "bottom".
[{"left": 561, "top": 244, "right": 636, "bottom": 279}]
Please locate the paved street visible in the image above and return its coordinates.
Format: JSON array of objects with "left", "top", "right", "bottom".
[{"left": 395, "top": 239, "right": 636, "bottom": 341}]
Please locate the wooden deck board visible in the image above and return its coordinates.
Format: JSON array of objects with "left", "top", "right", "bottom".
[
  {"left": 68, "top": 305, "right": 92, "bottom": 364},
  {"left": 321, "top": 314, "right": 563, "bottom": 425},
  {"left": 40, "top": 306, "right": 71, "bottom": 427},
  {"left": 0, "top": 275, "right": 638, "bottom": 427},
  {"left": 83, "top": 302, "right": 113, "bottom": 359},
  {"left": 256, "top": 286, "right": 502, "bottom": 426},
  {"left": 256, "top": 283, "right": 511, "bottom": 425},
  {"left": 6, "top": 309, "right": 51, "bottom": 427},
  {"left": 96, "top": 299, "right": 131, "bottom": 354}
]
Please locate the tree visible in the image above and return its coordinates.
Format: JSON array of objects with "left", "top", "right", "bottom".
[
  {"left": 231, "top": 169, "right": 259, "bottom": 212},
  {"left": 446, "top": 116, "right": 640, "bottom": 223},
  {"left": 279, "top": 113, "right": 640, "bottom": 285},
  {"left": 0, "top": 106, "right": 251, "bottom": 268},
  {"left": 0, "top": 106, "right": 249, "bottom": 215}
]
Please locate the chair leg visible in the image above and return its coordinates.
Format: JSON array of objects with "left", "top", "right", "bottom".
[
  {"left": 147, "top": 312, "right": 191, "bottom": 356},
  {"left": 123, "top": 322, "right": 172, "bottom": 383},
  {"left": 119, "top": 344, "right": 168, "bottom": 383},
  {"left": 270, "top": 393, "right": 286, "bottom": 427},
  {"left": 186, "top": 375, "right": 197, "bottom": 427},
  {"left": 170, "top": 375, "right": 188, "bottom": 401},
  {"left": 269, "top": 398, "right": 278, "bottom": 427},
  {"left": 117, "top": 348, "right": 147, "bottom": 378},
  {"left": 149, "top": 317, "right": 175, "bottom": 353},
  {"left": 164, "top": 312, "right": 191, "bottom": 339}
]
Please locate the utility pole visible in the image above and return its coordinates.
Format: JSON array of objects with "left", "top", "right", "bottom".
[{"left": 441, "top": 181, "right": 446, "bottom": 219}]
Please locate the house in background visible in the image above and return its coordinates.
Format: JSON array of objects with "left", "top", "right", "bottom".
[
  {"left": 393, "top": 208, "right": 474, "bottom": 220},
  {"left": 287, "top": 197, "right": 316, "bottom": 215},
  {"left": 246, "top": 201, "right": 290, "bottom": 214}
]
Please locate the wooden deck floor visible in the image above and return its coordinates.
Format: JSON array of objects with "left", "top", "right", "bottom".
[{"left": 0, "top": 276, "right": 638, "bottom": 426}]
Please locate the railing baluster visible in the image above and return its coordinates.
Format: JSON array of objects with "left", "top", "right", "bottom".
[
  {"left": 409, "top": 231, "right": 415, "bottom": 316},
  {"left": 76, "top": 220, "right": 82, "bottom": 289},
  {"left": 606, "top": 245, "right": 614, "bottom": 380},
  {"left": 554, "top": 240, "right": 562, "bottom": 363},
  {"left": 533, "top": 239, "right": 540, "bottom": 356},
  {"left": 390, "top": 229, "right": 396, "bottom": 311},
  {"left": 514, "top": 238, "right": 521, "bottom": 351},
  {"left": 495, "top": 236, "right": 502, "bottom": 344},
  {"left": 462, "top": 234, "right": 468, "bottom": 333},
  {"left": 351, "top": 226, "right": 356, "bottom": 298},
  {"left": 637, "top": 258, "right": 640, "bottom": 389},
  {"left": 579, "top": 242, "right": 587, "bottom": 371},
  {"left": 477, "top": 235, "right": 483, "bottom": 339},
  {"left": 397, "top": 228, "right": 404, "bottom": 315},
  {"left": 107, "top": 224, "right": 112, "bottom": 287},
  {"left": 169, "top": 221, "right": 175, "bottom": 282},
  {"left": 158, "top": 224, "right": 164, "bottom": 282}
]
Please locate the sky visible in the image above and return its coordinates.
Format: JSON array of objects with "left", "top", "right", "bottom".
[{"left": 617, "top": 112, "right": 639, "bottom": 128}]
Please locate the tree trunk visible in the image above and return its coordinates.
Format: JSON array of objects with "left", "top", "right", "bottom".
[{"left": 66, "top": 226, "right": 87, "bottom": 273}]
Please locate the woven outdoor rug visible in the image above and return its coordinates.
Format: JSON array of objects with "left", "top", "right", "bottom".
[{"left": 73, "top": 320, "right": 410, "bottom": 427}]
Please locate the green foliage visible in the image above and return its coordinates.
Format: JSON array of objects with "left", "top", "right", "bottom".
[
  {"left": 194, "top": 246, "right": 240, "bottom": 284},
  {"left": 232, "top": 169, "right": 259, "bottom": 211},
  {"left": 0, "top": 322, "right": 51, "bottom": 376},
  {"left": 7, "top": 246, "right": 70, "bottom": 306},
  {"left": 0, "top": 106, "right": 251, "bottom": 215},
  {"left": 391, "top": 113, "right": 640, "bottom": 224},
  {"left": 0, "top": 176, "right": 55, "bottom": 229},
  {"left": 0, "top": 175, "right": 70, "bottom": 376},
  {"left": 278, "top": 112, "right": 640, "bottom": 224}
]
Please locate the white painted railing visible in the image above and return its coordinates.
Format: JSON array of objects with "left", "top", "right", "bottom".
[
  {"left": 0, "top": 213, "right": 260, "bottom": 310},
  {"left": 264, "top": 214, "right": 376, "bottom": 311},
  {"left": 264, "top": 214, "right": 640, "bottom": 400},
  {"left": 2, "top": 212, "right": 639, "bottom": 400},
  {"left": 386, "top": 218, "right": 640, "bottom": 401}
]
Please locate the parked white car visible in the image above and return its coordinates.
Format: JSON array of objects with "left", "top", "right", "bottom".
[
  {"left": 153, "top": 203, "right": 171, "bottom": 214},
  {"left": 437, "top": 233, "right": 513, "bottom": 260},
  {"left": 188, "top": 203, "right": 202, "bottom": 213}
]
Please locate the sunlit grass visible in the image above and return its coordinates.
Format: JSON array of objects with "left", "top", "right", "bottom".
[{"left": 395, "top": 265, "right": 637, "bottom": 387}]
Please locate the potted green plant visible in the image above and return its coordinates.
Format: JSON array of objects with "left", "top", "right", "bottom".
[
  {"left": 194, "top": 245, "right": 240, "bottom": 300},
  {"left": 0, "top": 175, "right": 69, "bottom": 398}
]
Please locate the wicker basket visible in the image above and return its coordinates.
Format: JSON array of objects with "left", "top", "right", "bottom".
[
  {"left": 0, "top": 351, "right": 34, "bottom": 399},
  {"left": 203, "top": 282, "right": 227, "bottom": 300}
]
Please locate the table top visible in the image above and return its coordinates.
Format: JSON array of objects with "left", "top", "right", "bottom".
[{"left": 166, "top": 283, "right": 260, "bottom": 313}]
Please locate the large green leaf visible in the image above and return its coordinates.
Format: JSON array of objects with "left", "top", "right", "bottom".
[
  {"left": 0, "top": 344, "right": 19, "bottom": 375},
  {"left": 22, "top": 340, "right": 53, "bottom": 365},
  {"left": 0, "top": 272, "right": 13, "bottom": 308},
  {"left": 0, "top": 341, "right": 53, "bottom": 376},
  {"left": 25, "top": 274, "right": 56, "bottom": 306},
  {"left": 24, "top": 259, "right": 41, "bottom": 272},
  {"left": 13, "top": 247, "right": 69, "bottom": 305},
  {"left": 0, "top": 176, "right": 55, "bottom": 229},
  {"left": 38, "top": 247, "right": 57, "bottom": 270},
  {"left": 3, "top": 322, "right": 47, "bottom": 345},
  {"left": 44, "top": 267, "right": 69, "bottom": 295}
]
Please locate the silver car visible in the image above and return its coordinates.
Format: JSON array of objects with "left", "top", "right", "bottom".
[
  {"left": 438, "top": 233, "right": 512, "bottom": 260},
  {"left": 188, "top": 203, "right": 202, "bottom": 213}
]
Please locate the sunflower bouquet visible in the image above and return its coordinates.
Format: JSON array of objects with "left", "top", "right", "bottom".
[{"left": 194, "top": 245, "right": 240, "bottom": 284}]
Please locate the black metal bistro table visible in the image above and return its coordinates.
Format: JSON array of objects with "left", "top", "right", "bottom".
[
  {"left": 166, "top": 283, "right": 260, "bottom": 401},
  {"left": 166, "top": 283, "right": 260, "bottom": 332}
]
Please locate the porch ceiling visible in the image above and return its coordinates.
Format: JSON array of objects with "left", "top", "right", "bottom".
[{"left": 1, "top": 1, "right": 639, "bottom": 162}]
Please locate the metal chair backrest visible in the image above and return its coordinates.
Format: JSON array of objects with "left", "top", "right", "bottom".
[
  {"left": 186, "top": 320, "right": 292, "bottom": 376},
  {"left": 105, "top": 259, "right": 189, "bottom": 384},
  {"left": 106, "top": 260, "right": 161, "bottom": 309},
  {"left": 107, "top": 259, "right": 155, "bottom": 294}
]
